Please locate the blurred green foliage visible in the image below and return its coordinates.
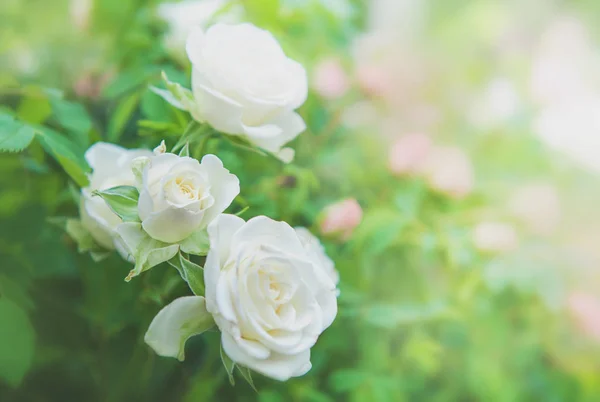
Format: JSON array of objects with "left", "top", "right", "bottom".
[{"left": 1, "top": 0, "right": 600, "bottom": 401}]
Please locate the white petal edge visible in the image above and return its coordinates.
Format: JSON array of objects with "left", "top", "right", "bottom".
[
  {"left": 199, "top": 154, "right": 240, "bottom": 226},
  {"left": 204, "top": 214, "right": 245, "bottom": 312},
  {"left": 145, "top": 296, "right": 215, "bottom": 361},
  {"left": 221, "top": 331, "right": 312, "bottom": 381}
]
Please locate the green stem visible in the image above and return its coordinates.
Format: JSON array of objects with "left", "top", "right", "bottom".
[
  {"left": 171, "top": 121, "right": 203, "bottom": 153},
  {"left": 194, "top": 131, "right": 213, "bottom": 159}
]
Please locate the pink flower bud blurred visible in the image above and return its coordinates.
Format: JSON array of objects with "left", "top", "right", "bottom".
[
  {"left": 73, "top": 69, "right": 115, "bottom": 99},
  {"left": 388, "top": 133, "right": 432, "bottom": 176},
  {"left": 568, "top": 292, "right": 600, "bottom": 341},
  {"left": 422, "top": 146, "right": 474, "bottom": 199},
  {"left": 509, "top": 183, "right": 561, "bottom": 235},
  {"left": 355, "top": 64, "right": 390, "bottom": 98},
  {"left": 313, "top": 58, "right": 350, "bottom": 99},
  {"left": 320, "top": 199, "right": 363, "bottom": 241},
  {"left": 472, "top": 221, "right": 518, "bottom": 253}
]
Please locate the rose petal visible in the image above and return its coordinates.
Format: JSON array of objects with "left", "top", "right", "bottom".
[
  {"left": 221, "top": 331, "right": 312, "bottom": 381},
  {"left": 142, "top": 207, "right": 205, "bottom": 243},
  {"left": 145, "top": 296, "right": 214, "bottom": 361}
]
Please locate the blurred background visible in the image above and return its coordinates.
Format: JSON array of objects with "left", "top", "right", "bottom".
[{"left": 2, "top": 0, "right": 600, "bottom": 400}]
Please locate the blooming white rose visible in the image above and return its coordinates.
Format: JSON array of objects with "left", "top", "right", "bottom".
[
  {"left": 136, "top": 152, "right": 239, "bottom": 244},
  {"left": 81, "top": 142, "right": 153, "bottom": 257},
  {"left": 185, "top": 23, "right": 308, "bottom": 162},
  {"left": 204, "top": 215, "right": 338, "bottom": 380}
]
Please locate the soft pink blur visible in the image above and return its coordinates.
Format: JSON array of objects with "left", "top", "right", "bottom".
[
  {"left": 313, "top": 58, "right": 350, "bottom": 99},
  {"left": 509, "top": 183, "right": 561, "bottom": 235},
  {"left": 320, "top": 198, "right": 363, "bottom": 241},
  {"left": 472, "top": 221, "right": 518, "bottom": 253},
  {"left": 568, "top": 292, "right": 600, "bottom": 341},
  {"left": 388, "top": 133, "right": 432, "bottom": 176},
  {"left": 422, "top": 146, "right": 474, "bottom": 199},
  {"left": 73, "top": 70, "right": 114, "bottom": 99},
  {"left": 355, "top": 64, "right": 391, "bottom": 98}
]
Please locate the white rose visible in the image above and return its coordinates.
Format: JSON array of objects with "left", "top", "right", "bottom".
[
  {"left": 136, "top": 152, "right": 239, "bottom": 243},
  {"left": 185, "top": 23, "right": 308, "bottom": 162},
  {"left": 81, "top": 142, "right": 153, "bottom": 256},
  {"left": 204, "top": 215, "right": 338, "bottom": 380}
]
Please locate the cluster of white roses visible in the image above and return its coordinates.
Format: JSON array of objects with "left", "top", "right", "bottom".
[{"left": 71, "top": 23, "right": 338, "bottom": 382}]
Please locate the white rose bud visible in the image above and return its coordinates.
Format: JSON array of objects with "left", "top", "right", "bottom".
[
  {"left": 185, "top": 23, "right": 308, "bottom": 161},
  {"left": 137, "top": 152, "right": 239, "bottom": 243},
  {"left": 81, "top": 142, "right": 153, "bottom": 257},
  {"left": 204, "top": 215, "right": 338, "bottom": 381}
]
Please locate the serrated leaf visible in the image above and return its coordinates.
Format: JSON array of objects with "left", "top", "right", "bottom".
[
  {"left": 0, "top": 114, "right": 35, "bottom": 152},
  {"left": 220, "top": 343, "right": 236, "bottom": 386},
  {"left": 92, "top": 185, "right": 140, "bottom": 222}
]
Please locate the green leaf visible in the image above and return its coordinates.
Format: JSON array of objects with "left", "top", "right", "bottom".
[
  {"left": 150, "top": 71, "right": 196, "bottom": 112},
  {"left": 145, "top": 296, "right": 215, "bottom": 361},
  {"left": 103, "top": 67, "right": 161, "bottom": 99},
  {"left": 116, "top": 222, "right": 180, "bottom": 281},
  {"left": 0, "top": 298, "right": 35, "bottom": 387},
  {"left": 0, "top": 274, "right": 34, "bottom": 312},
  {"left": 50, "top": 98, "right": 93, "bottom": 137},
  {"left": 168, "top": 252, "right": 205, "bottom": 295},
  {"left": 35, "top": 126, "right": 90, "bottom": 186},
  {"left": 179, "top": 228, "right": 210, "bottom": 256},
  {"left": 140, "top": 88, "right": 173, "bottom": 122},
  {"left": 92, "top": 185, "right": 140, "bottom": 222},
  {"left": 220, "top": 343, "right": 236, "bottom": 386},
  {"left": 107, "top": 92, "right": 140, "bottom": 142},
  {"left": 221, "top": 134, "right": 268, "bottom": 157},
  {"left": 17, "top": 96, "right": 52, "bottom": 124},
  {"left": 0, "top": 114, "right": 35, "bottom": 152}
]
